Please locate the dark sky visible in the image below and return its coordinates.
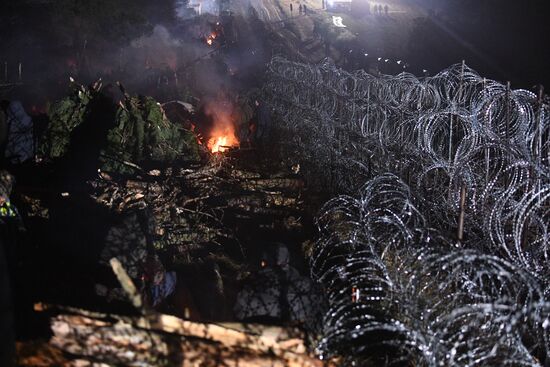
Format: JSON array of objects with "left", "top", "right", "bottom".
[
  {"left": 410, "top": 0, "right": 550, "bottom": 89},
  {"left": 1, "top": 0, "right": 550, "bottom": 94}
]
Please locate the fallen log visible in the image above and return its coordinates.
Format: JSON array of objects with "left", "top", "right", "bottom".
[
  {"left": 39, "top": 257, "right": 323, "bottom": 367},
  {"left": 46, "top": 307, "right": 322, "bottom": 367}
]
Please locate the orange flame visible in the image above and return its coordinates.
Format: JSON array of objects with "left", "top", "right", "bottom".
[
  {"left": 204, "top": 98, "right": 239, "bottom": 154},
  {"left": 206, "top": 32, "right": 217, "bottom": 46},
  {"left": 208, "top": 130, "right": 239, "bottom": 153}
]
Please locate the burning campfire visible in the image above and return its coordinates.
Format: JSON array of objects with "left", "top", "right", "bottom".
[
  {"left": 208, "top": 129, "right": 238, "bottom": 153},
  {"left": 205, "top": 32, "right": 217, "bottom": 46},
  {"left": 205, "top": 22, "right": 223, "bottom": 47},
  {"left": 204, "top": 98, "right": 240, "bottom": 153}
]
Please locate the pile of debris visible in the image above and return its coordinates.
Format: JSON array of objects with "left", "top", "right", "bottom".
[
  {"left": 9, "top": 81, "right": 324, "bottom": 365},
  {"left": 29, "top": 259, "right": 322, "bottom": 367}
]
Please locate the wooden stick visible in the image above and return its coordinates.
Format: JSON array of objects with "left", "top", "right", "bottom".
[
  {"left": 109, "top": 257, "right": 143, "bottom": 311},
  {"left": 457, "top": 184, "right": 467, "bottom": 244},
  {"left": 505, "top": 81, "right": 511, "bottom": 142},
  {"left": 535, "top": 85, "right": 544, "bottom": 191}
]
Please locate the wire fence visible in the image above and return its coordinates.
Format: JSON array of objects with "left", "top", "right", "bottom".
[{"left": 263, "top": 57, "right": 550, "bottom": 366}]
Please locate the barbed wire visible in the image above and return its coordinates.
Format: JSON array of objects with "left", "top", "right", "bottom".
[{"left": 263, "top": 57, "right": 550, "bottom": 366}]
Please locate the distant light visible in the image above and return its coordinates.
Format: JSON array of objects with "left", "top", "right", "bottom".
[
  {"left": 377, "top": 57, "right": 382, "bottom": 61},
  {"left": 364, "top": 53, "right": 368, "bottom": 57},
  {"left": 397, "top": 60, "right": 402, "bottom": 64},
  {"left": 384, "top": 59, "right": 389, "bottom": 63}
]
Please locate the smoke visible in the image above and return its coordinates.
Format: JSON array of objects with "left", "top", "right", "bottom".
[
  {"left": 175, "top": 0, "right": 220, "bottom": 18},
  {"left": 0, "top": 1, "right": 272, "bottom": 124},
  {"left": 132, "top": 25, "right": 184, "bottom": 48},
  {"left": 203, "top": 96, "right": 240, "bottom": 151}
]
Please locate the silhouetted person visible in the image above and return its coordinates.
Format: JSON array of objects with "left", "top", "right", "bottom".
[
  {"left": 64, "top": 91, "right": 118, "bottom": 181},
  {"left": 303, "top": 4, "right": 307, "bottom": 14},
  {"left": 299, "top": 4, "right": 303, "bottom": 14},
  {"left": 290, "top": 3, "right": 293, "bottom": 15},
  {"left": 384, "top": 4, "right": 389, "bottom": 15},
  {"left": 249, "top": 100, "right": 272, "bottom": 144}
]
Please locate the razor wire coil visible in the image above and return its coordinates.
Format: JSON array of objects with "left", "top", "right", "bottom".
[{"left": 264, "top": 57, "right": 550, "bottom": 366}]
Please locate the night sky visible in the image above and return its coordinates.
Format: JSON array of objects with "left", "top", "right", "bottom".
[
  {"left": 1, "top": 0, "right": 549, "bottom": 91},
  {"left": 409, "top": 0, "right": 550, "bottom": 89}
]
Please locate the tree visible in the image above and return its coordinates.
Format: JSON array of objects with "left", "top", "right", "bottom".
[{"left": 51, "top": 0, "right": 153, "bottom": 49}]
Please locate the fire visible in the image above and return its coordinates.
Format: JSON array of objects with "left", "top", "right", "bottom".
[
  {"left": 206, "top": 32, "right": 217, "bottom": 46},
  {"left": 203, "top": 96, "right": 238, "bottom": 154},
  {"left": 208, "top": 131, "right": 239, "bottom": 153}
]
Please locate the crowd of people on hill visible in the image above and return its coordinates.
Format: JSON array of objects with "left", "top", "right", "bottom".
[
  {"left": 372, "top": 3, "right": 390, "bottom": 16},
  {"left": 316, "top": 0, "right": 390, "bottom": 16},
  {"left": 289, "top": 2, "right": 308, "bottom": 16}
]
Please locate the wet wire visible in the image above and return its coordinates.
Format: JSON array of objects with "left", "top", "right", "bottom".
[{"left": 263, "top": 57, "right": 550, "bottom": 366}]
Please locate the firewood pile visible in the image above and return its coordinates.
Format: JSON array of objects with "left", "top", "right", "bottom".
[
  {"left": 106, "top": 155, "right": 301, "bottom": 270},
  {"left": 24, "top": 153, "right": 320, "bottom": 365},
  {"left": 47, "top": 309, "right": 321, "bottom": 367},
  {"left": 87, "top": 152, "right": 308, "bottom": 265}
]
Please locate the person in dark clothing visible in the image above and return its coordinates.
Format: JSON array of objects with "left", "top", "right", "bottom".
[
  {"left": 303, "top": 4, "right": 307, "bottom": 14},
  {"left": 249, "top": 100, "right": 272, "bottom": 144},
  {"left": 299, "top": 4, "right": 302, "bottom": 14},
  {"left": 384, "top": 4, "right": 389, "bottom": 15},
  {"left": 289, "top": 3, "right": 293, "bottom": 15}
]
